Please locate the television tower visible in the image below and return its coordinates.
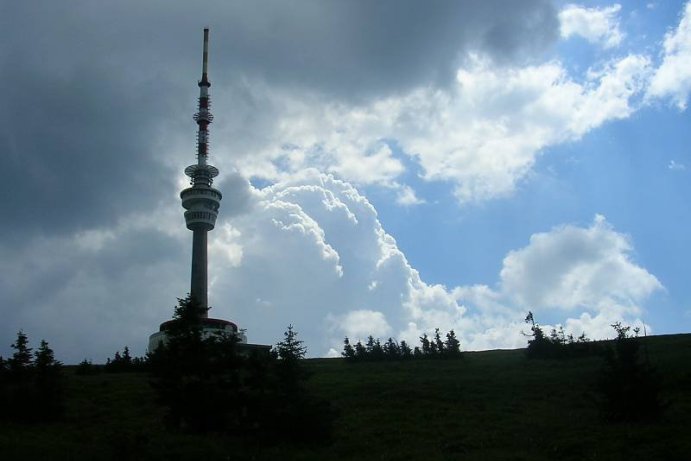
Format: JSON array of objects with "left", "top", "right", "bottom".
[
  {"left": 149, "top": 28, "right": 271, "bottom": 354},
  {"left": 181, "top": 27, "right": 221, "bottom": 313}
]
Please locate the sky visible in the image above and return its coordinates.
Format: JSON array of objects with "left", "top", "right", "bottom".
[{"left": 1, "top": 0, "right": 691, "bottom": 363}]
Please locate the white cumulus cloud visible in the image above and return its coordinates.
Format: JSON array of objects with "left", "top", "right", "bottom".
[
  {"left": 210, "top": 175, "right": 662, "bottom": 354},
  {"left": 499, "top": 214, "right": 663, "bottom": 312},
  {"left": 395, "top": 184, "right": 426, "bottom": 206},
  {"left": 225, "top": 53, "right": 651, "bottom": 206},
  {"left": 648, "top": 1, "right": 691, "bottom": 109},
  {"left": 559, "top": 3, "right": 624, "bottom": 49}
]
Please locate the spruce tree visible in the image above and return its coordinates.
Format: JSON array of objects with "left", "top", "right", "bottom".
[
  {"left": 9, "top": 330, "right": 33, "bottom": 375},
  {"left": 34, "top": 339, "right": 60, "bottom": 370},
  {"left": 365, "top": 336, "right": 376, "bottom": 355},
  {"left": 342, "top": 337, "right": 356, "bottom": 361},
  {"left": 33, "top": 339, "right": 63, "bottom": 420},
  {"left": 275, "top": 324, "right": 307, "bottom": 362},
  {"left": 444, "top": 330, "right": 462, "bottom": 357},
  {"left": 123, "top": 346, "right": 132, "bottom": 366},
  {"left": 433, "top": 328, "right": 445, "bottom": 356},
  {"left": 371, "top": 338, "right": 384, "bottom": 360},
  {"left": 2, "top": 333, "right": 64, "bottom": 422},
  {"left": 354, "top": 340, "right": 367, "bottom": 360},
  {"left": 400, "top": 340, "right": 412, "bottom": 359},
  {"left": 148, "top": 295, "right": 242, "bottom": 432},
  {"left": 275, "top": 324, "right": 307, "bottom": 392},
  {"left": 383, "top": 337, "right": 400, "bottom": 359},
  {"left": 420, "top": 333, "right": 431, "bottom": 356},
  {"left": 268, "top": 325, "right": 334, "bottom": 443},
  {"left": 429, "top": 337, "right": 438, "bottom": 355}
]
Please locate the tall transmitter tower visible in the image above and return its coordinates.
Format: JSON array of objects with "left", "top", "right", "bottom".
[
  {"left": 183, "top": 27, "right": 220, "bottom": 311},
  {"left": 149, "top": 29, "right": 268, "bottom": 352}
]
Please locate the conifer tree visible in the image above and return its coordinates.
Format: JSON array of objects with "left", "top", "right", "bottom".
[
  {"left": 148, "top": 295, "right": 242, "bottom": 432},
  {"left": 434, "top": 328, "right": 445, "bottom": 356},
  {"left": 122, "top": 346, "right": 132, "bottom": 366},
  {"left": 34, "top": 339, "right": 60, "bottom": 370},
  {"left": 75, "top": 359, "right": 99, "bottom": 376},
  {"left": 33, "top": 339, "right": 63, "bottom": 420},
  {"left": 365, "top": 336, "right": 376, "bottom": 355},
  {"left": 383, "top": 337, "right": 400, "bottom": 359},
  {"left": 524, "top": 311, "right": 553, "bottom": 358},
  {"left": 9, "top": 330, "right": 33, "bottom": 375},
  {"left": 444, "top": 330, "right": 462, "bottom": 357},
  {"left": 354, "top": 340, "right": 367, "bottom": 360},
  {"left": 276, "top": 324, "right": 307, "bottom": 362},
  {"left": 371, "top": 338, "right": 384, "bottom": 360},
  {"left": 268, "top": 325, "right": 334, "bottom": 442},
  {"left": 429, "top": 337, "right": 438, "bottom": 355},
  {"left": 274, "top": 324, "right": 309, "bottom": 400},
  {"left": 342, "top": 337, "right": 356, "bottom": 361},
  {"left": 420, "top": 333, "right": 431, "bottom": 356},
  {"left": 2, "top": 333, "right": 64, "bottom": 422},
  {"left": 400, "top": 340, "right": 412, "bottom": 359}
]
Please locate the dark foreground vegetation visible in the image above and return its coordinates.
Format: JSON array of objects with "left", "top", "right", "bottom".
[{"left": 1, "top": 329, "right": 690, "bottom": 460}]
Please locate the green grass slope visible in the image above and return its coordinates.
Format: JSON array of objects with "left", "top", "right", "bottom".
[{"left": 1, "top": 334, "right": 690, "bottom": 460}]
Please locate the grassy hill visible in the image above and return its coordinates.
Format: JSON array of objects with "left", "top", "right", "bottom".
[{"left": 1, "top": 334, "right": 690, "bottom": 460}]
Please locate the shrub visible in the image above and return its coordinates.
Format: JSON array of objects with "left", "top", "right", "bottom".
[
  {"left": 524, "top": 311, "right": 596, "bottom": 359},
  {"left": 597, "top": 322, "right": 664, "bottom": 422},
  {"left": 75, "top": 359, "right": 101, "bottom": 376}
]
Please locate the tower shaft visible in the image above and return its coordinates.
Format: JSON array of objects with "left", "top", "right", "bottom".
[{"left": 190, "top": 229, "right": 208, "bottom": 311}]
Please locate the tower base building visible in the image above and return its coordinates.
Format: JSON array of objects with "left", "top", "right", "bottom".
[{"left": 148, "top": 317, "right": 270, "bottom": 357}]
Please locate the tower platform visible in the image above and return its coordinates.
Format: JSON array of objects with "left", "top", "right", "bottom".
[{"left": 148, "top": 317, "right": 271, "bottom": 358}]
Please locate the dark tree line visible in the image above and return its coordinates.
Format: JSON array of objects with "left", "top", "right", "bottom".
[
  {"left": 75, "top": 347, "right": 149, "bottom": 376},
  {"left": 523, "top": 311, "right": 596, "bottom": 359},
  {"left": 0, "top": 331, "right": 63, "bottom": 422},
  {"left": 342, "top": 328, "right": 462, "bottom": 362},
  {"left": 104, "top": 346, "right": 147, "bottom": 373},
  {"left": 523, "top": 312, "right": 664, "bottom": 422},
  {"left": 147, "top": 295, "right": 334, "bottom": 443}
]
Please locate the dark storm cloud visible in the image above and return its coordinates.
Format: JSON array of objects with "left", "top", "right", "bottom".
[
  {"left": 0, "top": 0, "right": 558, "bottom": 238},
  {"left": 202, "top": 0, "right": 559, "bottom": 98},
  {"left": 0, "top": 61, "right": 176, "bottom": 239},
  {"left": 0, "top": 4, "right": 183, "bottom": 240}
]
